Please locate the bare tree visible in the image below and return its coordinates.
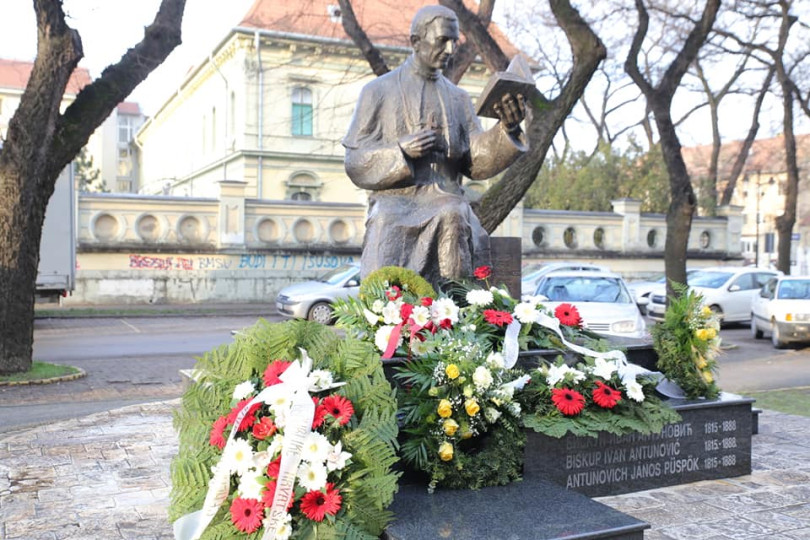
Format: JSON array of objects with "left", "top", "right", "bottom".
[
  {"left": 340, "top": 0, "right": 607, "bottom": 233},
  {"left": 625, "top": 0, "right": 721, "bottom": 296},
  {"left": 0, "top": 0, "right": 186, "bottom": 374}
]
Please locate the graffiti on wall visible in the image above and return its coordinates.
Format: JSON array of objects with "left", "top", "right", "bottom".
[{"left": 127, "top": 253, "right": 355, "bottom": 272}]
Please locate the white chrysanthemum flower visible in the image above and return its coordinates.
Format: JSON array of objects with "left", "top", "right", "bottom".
[
  {"left": 592, "top": 357, "right": 618, "bottom": 380},
  {"left": 466, "top": 289, "right": 494, "bottom": 307},
  {"left": 308, "top": 369, "right": 334, "bottom": 392},
  {"left": 301, "top": 432, "right": 331, "bottom": 463},
  {"left": 326, "top": 441, "right": 352, "bottom": 472},
  {"left": 513, "top": 302, "right": 539, "bottom": 324},
  {"left": 411, "top": 305, "right": 431, "bottom": 327},
  {"left": 473, "top": 366, "right": 493, "bottom": 390},
  {"left": 238, "top": 468, "right": 265, "bottom": 500},
  {"left": 484, "top": 407, "right": 501, "bottom": 424},
  {"left": 363, "top": 308, "right": 381, "bottom": 326},
  {"left": 431, "top": 298, "right": 460, "bottom": 324},
  {"left": 265, "top": 513, "right": 293, "bottom": 540},
  {"left": 223, "top": 438, "right": 254, "bottom": 475},
  {"left": 297, "top": 461, "right": 328, "bottom": 491},
  {"left": 624, "top": 378, "right": 645, "bottom": 402},
  {"left": 410, "top": 339, "right": 430, "bottom": 357},
  {"left": 486, "top": 351, "right": 505, "bottom": 369},
  {"left": 372, "top": 299, "right": 385, "bottom": 314},
  {"left": 374, "top": 325, "right": 402, "bottom": 353},
  {"left": 382, "top": 301, "right": 403, "bottom": 325},
  {"left": 232, "top": 380, "right": 256, "bottom": 401}
]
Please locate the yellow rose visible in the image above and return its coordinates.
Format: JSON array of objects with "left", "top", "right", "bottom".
[
  {"left": 438, "top": 441, "right": 454, "bottom": 461},
  {"left": 702, "top": 370, "right": 714, "bottom": 384},
  {"left": 465, "top": 398, "right": 480, "bottom": 417},
  {"left": 443, "top": 418, "right": 459, "bottom": 436},
  {"left": 437, "top": 399, "right": 453, "bottom": 418},
  {"left": 695, "top": 328, "right": 709, "bottom": 341},
  {"left": 695, "top": 355, "right": 708, "bottom": 369},
  {"left": 445, "top": 364, "right": 460, "bottom": 380},
  {"left": 706, "top": 327, "right": 717, "bottom": 340},
  {"left": 461, "top": 429, "right": 473, "bottom": 440},
  {"left": 701, "top": 306, "right": 713, "bottom": 317}
]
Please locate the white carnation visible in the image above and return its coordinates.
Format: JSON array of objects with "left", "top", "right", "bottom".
[
  {"left": 466, "top": 289, "right": 494, "bottom": 307},
  {"left": 232, "top": 380, "right": 255, "bottom": 401}
]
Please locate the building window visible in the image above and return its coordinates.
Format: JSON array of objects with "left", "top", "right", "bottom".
[
  {"left": 285, "top": 172, "right": 322, "bottom": 200},
  {"left": 117, "top": 146, "right": 133, "bottom": 177},
  {"left": 564, "top": 227, "right": 577, "bottom": 249},
  {"left": 699, "top": 231, "right": 711, "bottom": 249},
  {"left": 291, "top": 86, "right": 313, "bottom": 136},
  {"left": 531, "top": 226, "right": 545, "bottom": 247},
  {"left": 647, "top": 229, "right": 657, "bottom": 248},
  {"left": 593, "top": 227, "right": 605, "bottom": 249},
  {"left": 118, "top": 115, "right": 133, "bottom": 143}
]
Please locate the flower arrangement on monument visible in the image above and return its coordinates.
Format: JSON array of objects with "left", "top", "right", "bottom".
[
  {"left": 651, "top": 282, "right": 722, "bottom": 399},
  {"left": 169, "top": 321, "right": 400, "bottom": 540},
  {"left": 334, "top": 265, "right": 679, "bottom": 489}
]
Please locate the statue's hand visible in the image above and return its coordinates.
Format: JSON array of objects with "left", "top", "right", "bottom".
[
  {"left": 493, "top": 93, "right": 526, "bottom": 134},
  {"left": 398, "top": 129, "right": 437, "bottom": 159}
]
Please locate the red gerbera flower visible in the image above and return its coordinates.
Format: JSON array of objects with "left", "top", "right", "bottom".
[
  {"left": 263, "top": 360, "right": 292, "bottom": 387},
  {"left": 439, "top": 318, "right": 453, "bottom": 330},
  {"left": 209, "top": 415, "right": 229, "bottom": 449},
  {"left": 483, "top": 309, "right": 514, "bottom": 327},
  {"left": 593, "top": 381, "right": 622, "bottom": 409},
  {"left": 266, "top": 456, "right": 281, "bottom": 480},
  {"left": 261, "top": 481, "right": 295, "bottom": 510},
  {"left": 322, "top": 394, "right": 355, "bottom": 426},
  {"left": 300, "top": 483, "right": 342, "bottom": 522},
  {"left": 421, "top": 297, "right": 433, "bottom": 307},
  {"left": 312, "top": 396, "right": 327, "bottom": 429},
  {"left": 474, "top": 265, "right": 492, "bottom": 280},
  {"left": 400, "top": 303, "right": 414, "bottom": 320},
  {"left": 554, "top": 303, "right": 582, "bottom": 327},
  {"left": 386, "top": 285, "right": 401, "bottom": 301},
  {"left": 229, "top": 497, "right": 263, "bottom": 534},
  {"left": 227, "top": 399, "right": 262, "bottom": 431},
  {"left": 252, "top": 416, "right": 277, "bottom": 440},
  {"left": 551, "top": 387, "right": 586, "bottom": 416}
]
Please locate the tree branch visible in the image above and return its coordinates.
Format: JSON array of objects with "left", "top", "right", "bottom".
[
  {"left": 47, "top": 0, "right": 186, "bottom": 179},
  {"left": 439, "top": 0, "right": 509, "bottom": 73},
  {"left": 338, "top": 0, "right": 389, "bottom": 77}
]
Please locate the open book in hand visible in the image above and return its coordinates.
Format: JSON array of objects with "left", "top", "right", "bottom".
[{"left": 475, "top": 55, "right": 537, "bottom": 119}]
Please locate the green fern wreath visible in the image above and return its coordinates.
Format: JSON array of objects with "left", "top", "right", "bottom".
[{"left": 170, "top": 319, "right": 400, "bottom": 539}]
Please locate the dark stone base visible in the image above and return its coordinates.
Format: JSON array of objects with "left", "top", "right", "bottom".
[
  {"left": 384, "top": 473, "right": 649, "bottom": 540},
  {"left": 524, "top": 393, "right": 755, "bottom": 497}
]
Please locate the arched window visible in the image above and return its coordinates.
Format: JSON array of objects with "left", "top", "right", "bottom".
[
  {"left": 285, "top": 172, "right": 322, "bottom": 201},
  {"left": 291, "top": 87, "right": 313, "bottom": 136},
  {"left": 291, "top": 192, "right": 312, "bottom": 201}
]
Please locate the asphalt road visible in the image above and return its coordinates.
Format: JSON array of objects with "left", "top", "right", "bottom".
[{"left": 1, "top": 313, "right": 808, "bottom": 434}]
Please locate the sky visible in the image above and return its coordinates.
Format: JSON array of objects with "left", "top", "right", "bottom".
[{"left": 0, "top": 0, "right": 255, "bottom": 116}]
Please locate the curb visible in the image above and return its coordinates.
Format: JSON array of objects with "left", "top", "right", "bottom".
[{"left": 0, "top": 366, "right": 86, "bottom": 387}]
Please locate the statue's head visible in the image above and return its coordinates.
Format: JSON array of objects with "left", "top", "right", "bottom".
[{"left": 410, "top": 5, "right": 459, "bottom": 72}]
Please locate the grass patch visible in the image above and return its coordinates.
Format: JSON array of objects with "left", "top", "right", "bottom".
[
  {"left": 0, "top": 361, "right": 81, "bottom": 383},
  {"left": 745, "top": 387, "right": 810, "bottom": 417}
]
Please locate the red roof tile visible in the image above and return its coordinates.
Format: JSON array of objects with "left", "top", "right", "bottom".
[
  {"left": 117, "top": 101, "right": 141, "bottom": 115},
  {"left": 682, "top": 133, "right": 810, "bottom": 179},
  {"left": 239, "top": 0, "right": 519, "bottom": 57},
  {"left": 0, "top": 58, "right": 91, "bottom": 95}
]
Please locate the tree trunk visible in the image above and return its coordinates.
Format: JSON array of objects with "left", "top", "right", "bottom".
[
  {"left": 775, "top": 74, "right": 799, "bottom": 274},
  {"left": 0, "top": 0, "right": 186, "bottom": 374}
]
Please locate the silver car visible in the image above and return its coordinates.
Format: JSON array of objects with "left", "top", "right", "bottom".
[{"left": 275, "top": 263, "right": 361, "bottom": 324}]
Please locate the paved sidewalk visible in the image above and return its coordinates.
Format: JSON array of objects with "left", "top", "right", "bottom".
[{"left": 1, "top": 401, "right": 809, "bottom": 539}]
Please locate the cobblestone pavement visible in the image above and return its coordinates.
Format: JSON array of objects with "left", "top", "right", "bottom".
[{"left": 1, "top": 401, "right": 809, "bottom": 539}]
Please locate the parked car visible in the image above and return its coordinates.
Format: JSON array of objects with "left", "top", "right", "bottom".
[
  {"left": 533, "top": 270, "right": 647, "bottom": 339},
  {"left": 751, "top": 276, "right": 810, "bottom": 348},
  {"left": 626, "top": 269, "right": 701, "bottom": 309},
  {"left": 521, "top": 262, "right": 610, "bottom": 296},
  {"left": 647, "top": 266, "right": 781, "bottom": 323},
  {"left": 275, "top": 263, "right": 360, "bottom": 324}
]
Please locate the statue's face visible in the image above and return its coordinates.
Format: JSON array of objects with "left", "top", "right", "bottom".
[{"left": 413, "top": 18, "right": 459, "bottom": 71}]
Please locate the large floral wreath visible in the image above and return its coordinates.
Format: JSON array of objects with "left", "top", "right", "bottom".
[
  {"left": 170, "top": 320, "right": 400, "bottom": 539},
  {"left": 335, "top": 265, "right": 681, "bottom": 490}
]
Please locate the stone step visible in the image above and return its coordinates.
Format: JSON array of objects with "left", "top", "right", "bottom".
[{"left": 383, "top": 473, "right": 648, "bottom": 540}]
